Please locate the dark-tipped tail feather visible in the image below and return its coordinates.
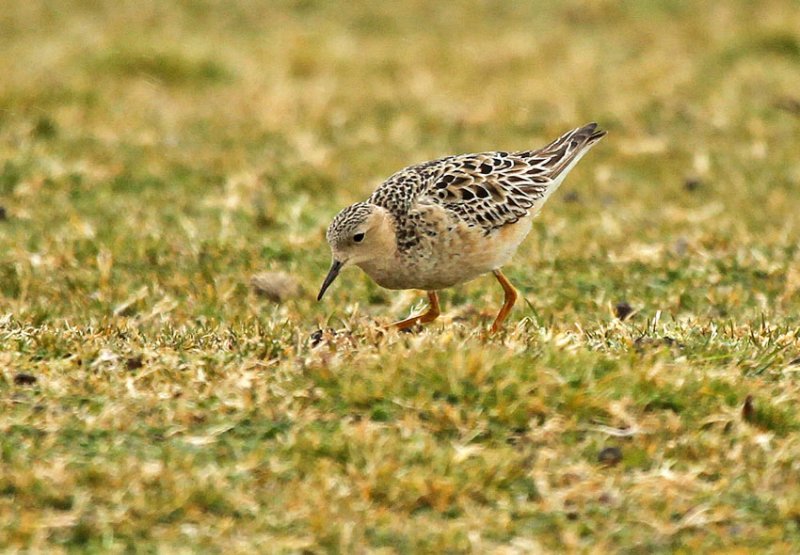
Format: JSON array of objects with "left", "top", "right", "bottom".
[
  {"left": 579, "top": 121, "right": 607, "bottom": 144},
  {"left": 557, "top": 122, "right": 607, "bottom": 150},
  {"left": 517, "top": 122, "right": 606, "bottom": 180}
]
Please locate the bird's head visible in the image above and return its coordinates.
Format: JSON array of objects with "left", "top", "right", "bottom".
[{"left": 317, "top": 202, "right": 396, "bottom": 300}]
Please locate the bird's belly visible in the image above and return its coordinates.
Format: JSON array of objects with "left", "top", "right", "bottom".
[{"left": 359, "top": 216, "right": 533, "bottom": 291}]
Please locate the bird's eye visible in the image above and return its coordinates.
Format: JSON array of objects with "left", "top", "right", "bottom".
[{"left": 353, "top": 232, "right": 365, "bottom": 243}]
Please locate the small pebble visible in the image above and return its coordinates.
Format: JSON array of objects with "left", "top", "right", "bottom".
[
  {"left": 13, "top": 373, "right": 37, "bottom": 385},
  {"left": 598, "top": 446, "right": 623, "bottom": 466},
  {"left": 310, "top": 328, "right": 338, "bottom": 347},
  {"left": 614, "top": 301, "right": 634, "bottom": 321},
  {"left": 250, "top": 271, "right": 302, "bottom": 303},
  {"left": 126, "top": 355, "right": 144, "bottom": 371},
  {"left": 310, "top": 329, "right": 324, "bottom": 347}
]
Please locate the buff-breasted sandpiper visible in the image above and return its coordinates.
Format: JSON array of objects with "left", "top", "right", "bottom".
[{"left": 317, "top": 122, "right": 607, "bottom": 332}]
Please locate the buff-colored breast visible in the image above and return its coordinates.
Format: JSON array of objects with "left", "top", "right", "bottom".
[{"left": 357, "top": 210, "right": 534, "bottom": 291}]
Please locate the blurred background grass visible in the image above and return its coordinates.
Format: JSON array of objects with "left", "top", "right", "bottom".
[
  {"left": 1, "top": 0, "right": 799, "bottom": 323},
  {"left": 1, "top": 1, "right": 800, "bottom": 552}
]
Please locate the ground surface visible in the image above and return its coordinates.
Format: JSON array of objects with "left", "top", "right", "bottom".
[{"left": 2, "top": 1, "right": 800, "bottom": 552}]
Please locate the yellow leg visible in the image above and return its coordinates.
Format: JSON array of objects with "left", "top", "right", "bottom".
[
  {"left": 490, "top": 269, "right": 518, "bottom": 333},
  {"left": 391, "top": 291, "right": 441, "bottom": 330}
]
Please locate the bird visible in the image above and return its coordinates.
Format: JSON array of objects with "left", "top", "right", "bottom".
[{"left": 317, "top": 122, "right": 607, "bottom": 332}]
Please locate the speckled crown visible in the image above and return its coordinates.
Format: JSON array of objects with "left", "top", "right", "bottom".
[{"left": 326, "top": 202, "right": 374, "bottom": 245}]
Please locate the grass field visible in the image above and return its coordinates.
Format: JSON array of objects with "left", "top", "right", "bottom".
[{"left": 2, "top": 1, "right": 800, "bottom": 552}]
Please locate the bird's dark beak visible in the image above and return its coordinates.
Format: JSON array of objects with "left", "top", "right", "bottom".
[{"left": 317, "top": 259, "right": 344, "bottom": 301}]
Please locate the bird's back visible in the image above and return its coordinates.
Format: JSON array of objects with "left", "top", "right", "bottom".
[{"left": 369, "top": 122, "right": 607, "bottom": 238}]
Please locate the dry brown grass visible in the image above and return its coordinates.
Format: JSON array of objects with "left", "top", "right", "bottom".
[{"left": 2, "top": 1, "right": 800, "bottom": 552}]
